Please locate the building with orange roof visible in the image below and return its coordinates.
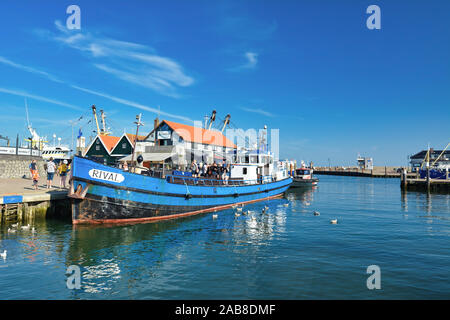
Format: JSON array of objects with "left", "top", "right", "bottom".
[{"left": 139, "top": 119, "right": 237, "bottom": 166}]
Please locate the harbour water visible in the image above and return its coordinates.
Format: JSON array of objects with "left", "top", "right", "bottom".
[{"left": 0, "top": 175, "right": 449, "bottom": 299}]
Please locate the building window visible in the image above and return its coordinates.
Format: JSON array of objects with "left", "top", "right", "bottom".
[
  {"left": 96, "top": 145, "right": 100, "bottom": 151},
  {"left": 122, "top": 143, "right": 126, "bottom": 149}
]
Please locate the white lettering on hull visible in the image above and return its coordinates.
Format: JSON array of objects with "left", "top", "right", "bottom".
[{"left": 88, "top": 169, "right": 124, "bottom": 183}]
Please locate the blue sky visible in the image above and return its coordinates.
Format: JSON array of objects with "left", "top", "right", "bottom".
[{"left": 0, "top": 0, "right": 449, "bottom": 166}]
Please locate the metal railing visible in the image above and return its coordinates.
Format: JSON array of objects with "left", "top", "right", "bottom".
[{"left": 166, "top": 174, "right": 274, "bottom": 186}]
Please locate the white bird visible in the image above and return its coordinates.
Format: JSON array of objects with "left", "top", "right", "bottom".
[
  {"left": 313, "top": 211, "right": 320, "bottom": 216},
  {"left": 264, "top": 206, "right": 269, "bottom": 210},
  {"left": 243, "top": 210, "right": 248, "bottom": 215},
  {"left": 31, "top": 227, "right": 36, "bottom": 233},
  {"left": 0, "top": 250, "right": 6, "bottom": 259},
  {"left": 251, "top": 216, "right": 257, "bottom": 221},
  {"left": 11, "top": 223, "right": 18, "bottom": 228},
  {"left": 236, "top": 207, "right": 243, "bottom": 212},
  {"left": 330, "top": 219, "right": 338, "bottom": 224},
  {"left": 283, "top": 203, "right": 289, "bottom": 207},
  {"left": 21, "top": 224, "right": 31, "bottom": 230},
  {"left": 212, "top": 214, "right": 218, "bottom": 219},
  {"left": 7, "top": 228, "right": 16, "bottom": 233},
  {"left": 235, "top": 212, "right": 241, "bottom": 217}
]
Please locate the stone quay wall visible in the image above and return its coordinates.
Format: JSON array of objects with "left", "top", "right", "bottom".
[{"left": 0, "top": 155, "right": 47, "bottom": 179}]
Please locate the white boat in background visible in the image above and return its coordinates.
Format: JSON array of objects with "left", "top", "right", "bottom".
[
  {"left": 0, "top": 99, "right": 71, "bottom": 161},
  {"left": 291, "top": 167, "right": 319, "bottom": 187}
]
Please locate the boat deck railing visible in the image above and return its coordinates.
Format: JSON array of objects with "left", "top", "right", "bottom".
[{"left": 166, "top": 174, "right": 274, "bottom": 186}]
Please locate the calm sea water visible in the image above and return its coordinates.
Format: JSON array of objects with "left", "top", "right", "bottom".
[{"left": 0, "top": 175, "right": 449, "bottom": 299}]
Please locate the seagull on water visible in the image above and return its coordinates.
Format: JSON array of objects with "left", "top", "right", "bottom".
[
  {"left": 313, "top": 211, "right": 320, "bottom": 216},
  {"left": 21, "top": 224, "right": 31, "bottom": 230},
  {"left": 212, "top": 214, "right": 218, "bottom": 219},
  {"left": 330, "top": 219, "right": 338, "bottom": 224},
  {"left": 0, "top": 250, "right": 6, "bottom": 260}
]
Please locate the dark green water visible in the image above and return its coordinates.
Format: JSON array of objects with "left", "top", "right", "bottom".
[{"left": 0, "top": 176, "right": 449, "bottom": 299}]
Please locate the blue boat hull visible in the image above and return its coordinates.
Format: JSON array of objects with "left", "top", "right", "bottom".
[{"left": 69, "top": 156, "right": 292, "bottom": 224}]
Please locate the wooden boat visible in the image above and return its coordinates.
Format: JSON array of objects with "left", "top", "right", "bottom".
[{"left": 68, "top": 154, "right": 292, "bottom": 225}]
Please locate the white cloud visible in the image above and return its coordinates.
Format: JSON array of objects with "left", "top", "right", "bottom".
[
  {"left": 229, "top": 52, "right": 259, "bottom": 72},
  {"left": 243, "top": 52, "right": 258, "bottom": 69},
  {"left": 70, "top": 85, "right": 194, "bottom": 123},
  {"left": 240, "top": 106, "right": 274, "bottom": 117},
  {"left": 0, "top": 87, "right": 83, "bottom": 111},
  {"left": 0, "top": 56, "right": 63, "bottom": 83},
  {"left": 43, "top": 20, "right": 194, "bottom": 97}
]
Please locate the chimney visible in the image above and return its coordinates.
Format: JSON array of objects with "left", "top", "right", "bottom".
[{"left": 154, "top": 117, "right": 159, "bottom": 130}]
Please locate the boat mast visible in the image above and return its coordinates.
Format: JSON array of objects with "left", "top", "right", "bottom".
[
  {"left": 91, "top": 105, "right": 101, "bottom": 136},
  {"left": 131, "top": 113, "right": 144, "bottom": 169}
]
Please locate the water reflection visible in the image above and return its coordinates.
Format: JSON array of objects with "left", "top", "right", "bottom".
[{"left": 401, "top": 190, "right": 450, "bottom": 224}]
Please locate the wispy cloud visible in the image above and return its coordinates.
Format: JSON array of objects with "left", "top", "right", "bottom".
[
  {"left": 243, "top": 52, "right": 258, "bottom": 69},
  {"left": 0, "top": 87, "right": 83, "bottom": 111},
  {"left": 240, "top": 106, "right": 274, "bottom": 117},
  {"left": 0, "top": 56, "right": 63, "bottom": 83},
  {"left": 36, "top": 20, "right": 194, "bottom": 97},
  {"left": 0, "top": 55, "right": 194, "bottom": 122},
  {"left": 229, "top": 52, "right": 259, "bottom": 72},
  {"left": 71, "top": 85, "right": 194, "bottom": 123}
]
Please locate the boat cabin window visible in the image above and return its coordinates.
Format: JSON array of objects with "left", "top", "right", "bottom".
[
  {"left": 250, "top": 155, "right": 258, "bottom": 164},
  {"left": 296, "top": 169, "right": 310, "bottom": 175},
  {"left": 243, "top": 167, "right": 247, "bottom": 175}
]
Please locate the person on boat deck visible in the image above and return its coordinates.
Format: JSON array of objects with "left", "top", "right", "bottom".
[
  {"left": 132, "top": 155, "right": 146, "bottom": 174},
  {"left": 198, "top": 161, "right": 204, "bottom": 177},
  {"left": 57, "top": 160, "right": 69, "bottom": 188},
  {"left": 46, "top": 157, "right": 56, "bottom": 189},
  {"left": 202, "top": 162, "right": 208, "bottom": 177},
  {"left": 123, "top": 161, "right": 129, "bottom": 171},
  {"left": 221, "top": 162, "right": 229, "bottom": 184},
  {"left": 29, "top": 159, "right": 39, "bottom": 190},
  {"left": 191, "top": 160, "right": 199, "bottom": 178}
]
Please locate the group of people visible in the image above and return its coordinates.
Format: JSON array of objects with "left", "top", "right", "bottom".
[
  {"left": 29, "top": 157, "right": 70, "bottom": 190},
  {"left": 190, "top": 160, "right": 230, "bottom": 182}
]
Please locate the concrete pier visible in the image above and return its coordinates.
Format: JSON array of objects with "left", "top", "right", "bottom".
[
  {"left": 0, "top": 178, "right": 70, "bottom": 225},
  {"left": 314, "top": 166, "right": 417, "bottom": 179}
]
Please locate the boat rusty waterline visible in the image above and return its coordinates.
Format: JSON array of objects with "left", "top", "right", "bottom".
[{"left": 68, "top": 155, "right": 292, "bottom": 225}]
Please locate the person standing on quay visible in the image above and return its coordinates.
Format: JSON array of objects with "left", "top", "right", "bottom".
[
  {"left": 29, "top": 159, "right": 39, "bottom": 190},
  {"left": 46, "top": 157, "right": 56, "bottom": 189},
  {"left": 58, "top": 159, "right": 69, "bottom": 188}
]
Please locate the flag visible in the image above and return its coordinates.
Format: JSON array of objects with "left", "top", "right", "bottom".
[{"left": 77, "top": 128, "right": 82, "bottom": 139}]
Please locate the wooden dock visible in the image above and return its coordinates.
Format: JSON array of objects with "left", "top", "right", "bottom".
[
  {"left": 0, "top": 178, "right": 70, "bottom": 225},
  {"left": 400, "top": 175, "right": 450, "bottom": 193}
]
